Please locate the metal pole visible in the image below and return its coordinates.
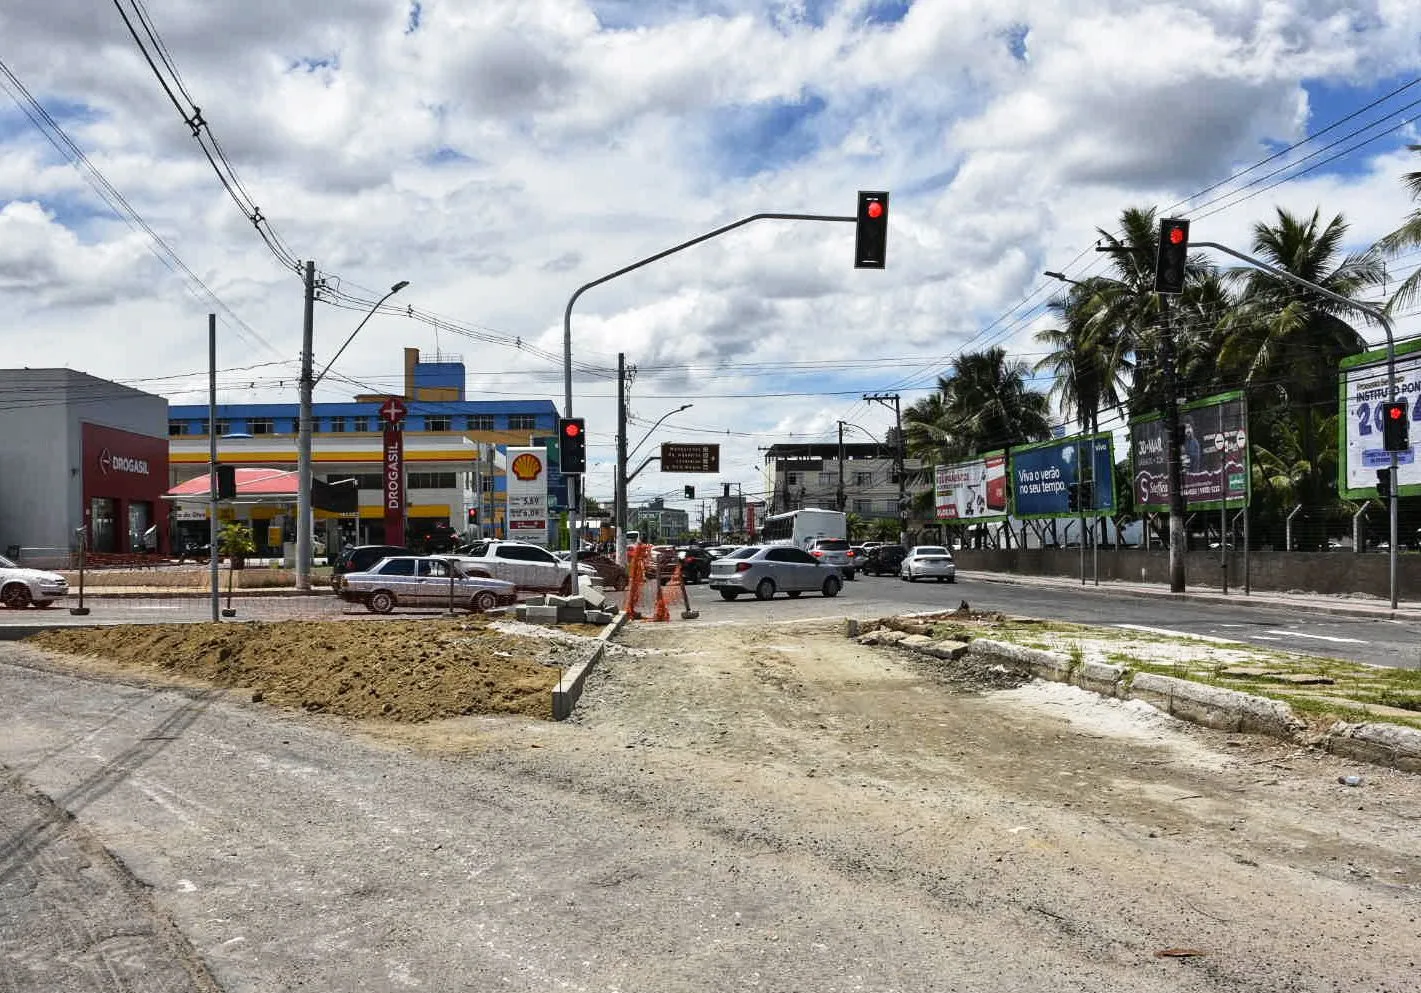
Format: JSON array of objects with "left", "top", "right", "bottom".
[
  {"left": 1157, "top": 295, "right": 1188, "bottom": 592},
  {"left": 209, "top": 313, "right": 220, "bottom": 621},
  {"left": 836, "top": 421, "right": 846, "bottom": 512},
  {"left": 296, "top": 260, "right": 315, "bottom": 591},
  {"left": 616, "top": 352, "right": 628, "bottom": 567},
  {"left": 1220, "top": 401, "right": 1228, "bottom": 596}
]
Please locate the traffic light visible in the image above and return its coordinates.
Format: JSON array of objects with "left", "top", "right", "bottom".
[
  {"left": 216, "top": 464, "right": 236, "bottom": 500},
  {"left": 1066, "top": 482, "right": 1080, "bottom": 513},
  {"left": 1154, "top": 217, "right": 1190, "bottom": 295},
  {"left": 467, "top": 508, "right": 478, "bottom": 525},
  {"left": 723, "top": 482, "right": 731, "bottom": 498},
  {"left": 1381, "top": 400, "right": 1410, "bottom": 452},
  {"left": 558, "top": 417, "right": 586, "bottom": 474},
  {"left": 854, "top": 190, "right": 889, "bottom": 269},
  {"left": 1377, "top": 467, "right": 1393, "bottom": 498},
  {"left": 684, "top": 485, "right": 695, "bottom": 499}
]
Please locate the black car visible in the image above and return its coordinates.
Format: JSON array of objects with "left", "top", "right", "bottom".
[
  {"left": 677, "top": 545, "right": 715, "bottom": 583},
  {"left": 331, "top": 544, "right": 408, "bottom": 590},
  {"left": 861, "top": 544, "right": 907, "bottom": 576}
]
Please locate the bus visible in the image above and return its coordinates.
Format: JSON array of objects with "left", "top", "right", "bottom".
[{"left": 759, "top": 508, "right": 848, "bottom": 551}]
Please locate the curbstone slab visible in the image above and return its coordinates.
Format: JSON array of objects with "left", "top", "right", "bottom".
[
  {"left": 924, "top": 640, "right": 969, "bottom": 661},
  {"left": 1324, "top": 722, "right": 1421, "bottom": 773},
  {"left": 899, "top": 634, "right": 936, "bottom": 651},
  {"left": 524, "top": 605, "right": 559, "bottom": 625},
  {"left": 1124, "top": 672, "right": 1302, "bottom": 737},
  {"left": 1076, "top": 661, "right": 1127, "bottom": 698},
  {"left": 967, "top": 639, "right": 1072, "bottom": 683}
]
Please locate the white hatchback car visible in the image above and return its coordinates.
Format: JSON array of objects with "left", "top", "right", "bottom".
[
  {"left": 899, "top": 546, "right": 956, "bottom": 583},
  {"left": 0, "top": 554, "right": 70, "bottom": 608}
]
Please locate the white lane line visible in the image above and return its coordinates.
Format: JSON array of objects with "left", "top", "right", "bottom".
[
  {"left": 1115, "top": 624, "right": 1244, "bottom": 645},
  {"left": 1264, "top": 629, "right": 1368, "bottom": 645},
  {"left": 1251, "top": 635, "right": 1283, "bottom": 642}
]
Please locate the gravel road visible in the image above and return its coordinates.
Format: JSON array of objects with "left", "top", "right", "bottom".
[{"left": 2, "top": 616, "right": 1418, "bottom": 992}]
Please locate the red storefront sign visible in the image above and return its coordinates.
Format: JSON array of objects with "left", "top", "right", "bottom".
[
  {"left": 384, "top": 427, "right": 405, "bottom": 547},
  {"left": 81, "top": 422, "right": 170, "bottom": 554}
]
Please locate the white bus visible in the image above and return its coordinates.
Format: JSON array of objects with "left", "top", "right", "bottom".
[{"left": 759, "top": 508, "right": 848, "bottom": 551}]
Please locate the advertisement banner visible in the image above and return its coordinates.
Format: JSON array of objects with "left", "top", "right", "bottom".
[
  {"left": 934, "top": 452, "right": 1009, "bottom": 521},
  {"left": 1338, "top": 344, "right": 1421, "bottom": 498},
  {"left": 505, "top": 446, "right": 550, "bottom": 545},
  {"left": 1130, "top": 392, "right": 1249, "bottom": 511},
  {"left": 383, "top": 427, "right": 405, "bottom": 548},
  {"left": 1010, "top": 434, "right": 1116, "bottom": 519}
]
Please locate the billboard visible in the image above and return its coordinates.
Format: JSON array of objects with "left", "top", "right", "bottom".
[
  {"left": 934, "top": 452, "right": 1009, "bottom": 521},
  {"left": 505, "top": 446, "right": 550, "bottom": 545},
  {"left": 1010, "top": 434, "right": 1116, "bottom": 519},
  {"left": 1130, "top": 392, "right": 1249, "bottom": 511},
  {"left": 1338, "top": 341, "right": 1421, "bottom": 498}
]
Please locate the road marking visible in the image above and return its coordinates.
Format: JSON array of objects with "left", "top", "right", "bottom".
[
  {"left": 1115, "top": 624, "right": 1243, "bottom": 645},
  {"left": 1264, "top": 629, "right": 1367, "bottom": 645},
  {"left": 1251, "top": 635, "right": 1283, "bottom": 642}
]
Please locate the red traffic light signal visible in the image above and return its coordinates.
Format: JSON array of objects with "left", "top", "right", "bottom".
[
  {"left": 557, "top": 417, "right": 586, "bottom": 474},
  {"left": 1154, "top": 217, "right": 1190, "bottom": 295},
  {"left": 1381, "top": 400, "right": 1410, "bottom": 452},
  {"left": 563, "top": 421, "right": 581, "bottom": 437},
  {"left": 854, "top": 190, "right": 889, "bottom": 269}
]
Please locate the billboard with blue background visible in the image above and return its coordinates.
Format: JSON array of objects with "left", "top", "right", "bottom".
[{"left": 1010, "top": 434, "right": 1117, "bottom": 519}]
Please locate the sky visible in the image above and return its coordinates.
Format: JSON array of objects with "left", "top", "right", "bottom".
[{"left": 3, "top": 0, "right": 1421, "bottom": 518}]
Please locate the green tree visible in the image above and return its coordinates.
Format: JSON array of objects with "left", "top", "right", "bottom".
[
  {"left": 904, "top": 347, "right": 1051, "bottom": 468},
  {"left": 1376, "top": 143, "right": 1421, "bottom": 313},
  {"left": 1034, "top": 276, "right": 1129, "bottom": 434}
]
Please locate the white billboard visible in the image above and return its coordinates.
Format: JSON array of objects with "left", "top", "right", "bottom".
[
  {"left": 505, "top": 446, "right": 550, "bottom": 545},
  {"left": 934, "top": 452, "right": 1009, "bottom": 522},
  {"left": 1339, "top": 348, "right": 1421, "bottom": 498}
]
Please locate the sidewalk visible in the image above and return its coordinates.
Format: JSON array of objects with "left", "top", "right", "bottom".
[{"left": 958, "top": 569, "right": 1421, "bottom": 622}]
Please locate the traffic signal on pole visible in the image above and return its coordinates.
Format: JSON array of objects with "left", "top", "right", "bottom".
[
  {"left": 1154, "top": 217, "right": 1190, "bottom": 295},
  {"left": 216, "top": 464, "right": 236, "bottom": 500},
  {"left": 1377, "top": 467, "right": 1393, "bottom": 498},
  {"left": 558, "top": 417, "right": 586, "bottom": 474},
  {"left": 854, "top": 190, "right": 889, "bottom": 269},
  {"left": 684, "top": 485, "right": 695, "bottom": 500},
  {"left": 1381, "top": 400, "right": 1410, "bottom": 452},
  {"left": 467, "top": 508, "right": 478, "bottom": 525}
]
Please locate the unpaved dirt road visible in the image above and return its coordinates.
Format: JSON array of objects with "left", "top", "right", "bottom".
[{"left": 2, "top": 615, "right": 1419, "bottom": 992}]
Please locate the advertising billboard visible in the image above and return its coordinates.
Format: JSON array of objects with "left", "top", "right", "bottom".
[
  {"left": 1338, "top": 341, "right": 1421, "bottom": 499},
  {"left": 505, "top": 446, "right": 550, "bottom": 545},
  {"left": 1130, "top": 392, "right": 1249, "bottom": 511},
  {"left": 934, "top": 452, "right": 1009, "bottom": 522},
  {"left": 1010, "top": 434, "right": 1116, "bottom": 519}
]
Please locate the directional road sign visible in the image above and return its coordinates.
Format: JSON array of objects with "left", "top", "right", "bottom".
[{"left": 661, "top": 442, "right": 720, "bottom": 473}]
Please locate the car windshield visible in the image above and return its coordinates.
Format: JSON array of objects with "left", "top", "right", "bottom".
[
  {"left": 914, "top": 547, "right": 949, "bottom": 556},
  {"left": 814, "top": 539, "right": 850, "bottom": 550}
]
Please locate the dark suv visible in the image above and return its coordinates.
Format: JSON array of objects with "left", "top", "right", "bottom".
[
  {"left": 861, "top": 544, "right": 907, "bottom": 576},
  {"left": 331, "top": 544, "right": 408, "bottom": 591}
]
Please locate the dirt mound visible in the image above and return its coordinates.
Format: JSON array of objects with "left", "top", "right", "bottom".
[{"left": 26, "top": 618, "right": 591, "bottom": 722}]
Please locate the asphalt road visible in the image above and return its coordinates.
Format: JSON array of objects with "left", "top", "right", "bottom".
[{"left": 3, "top": 573, "right": 1419, "bottom": 669}]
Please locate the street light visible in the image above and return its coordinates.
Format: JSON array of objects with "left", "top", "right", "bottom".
[
  {"left": 616, "top": 403, "right": 693, "bottom": 565},
  {"left": 1044, "top": 270, "right": 1084, "bottom": 287},
  {"left": 296, "top": 279, "right": 409, "bottom": 591}
]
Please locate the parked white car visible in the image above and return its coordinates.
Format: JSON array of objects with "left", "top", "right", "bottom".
[
  {"left": 0, "top": 554, "right": 69, "bottom": 609},
  {"left": 452, "top": 540, "right": 572, "bottom": 593},
  {"left": 899, "top": 546, "right": 956, "bottom": 583}
]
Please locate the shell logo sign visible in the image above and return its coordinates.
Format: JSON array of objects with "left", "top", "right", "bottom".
[{"left": 511, "top": 451, "right": 544, "bottom": 482}]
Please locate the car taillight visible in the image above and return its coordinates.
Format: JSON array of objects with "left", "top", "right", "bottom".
[
  {"left": 811, "top": 550, "right": 824, "bottom": 557},
  {"left": 736, "top": 562, "right": 751, "bottom": 572},
  {"left": 846, "top": 550, "right": 856, "bottom": 558}
]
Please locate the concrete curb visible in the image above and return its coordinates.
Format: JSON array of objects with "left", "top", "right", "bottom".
[
  {"left": 551, "top": 609, "right": 632, "bottom": 721},
  {"left": 868, "top": 633, "right": 1421, "bottom": 774}
]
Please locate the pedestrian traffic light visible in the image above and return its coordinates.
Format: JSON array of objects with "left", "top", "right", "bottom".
[
  {"left": 216, "top": 464, "right": 236, "bottom": 500},
  {"left": 1154, "top": 217, "right": 1190, "bottom": 295},
  {"left": 1377, "top": 467, "right": 1393, "bottom": 498},
  {"left": 854, "top": 190, "right": 889, "bottom": 269},
  {"left": 684, "top": 485, "right": 695, "bottom": 500},
  {"left": 1381, "top": 400, "right": 1410, "bottom": 452},
  {"left": 558, "top": 417, "right": 586, "bottom": 474}
]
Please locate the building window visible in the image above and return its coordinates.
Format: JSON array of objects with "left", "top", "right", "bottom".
[
  {"left": 408, "top": 472, "right": 458, "bottom": 489},
  {"left": 353, "top": 416, "right": 370, "bottom": 432},
  {"left": 508, "top": 414, "right": 537, "bottom": 431},
  {"left": 853, "top": 499, "right": 873, "bottom": 514},
  {"left": 425, "top": 415, "right": 452, "bottom": 432},
  {"left": 214, "top": 419, "right": 231, "bottom": 436},
  {"left": 855, "top": 471, "right": 874, "bottom": 487},
  {"left": 329, "top": 416, "right": 347, "bottom": 433},
  {"left": 466, "top": 414, "right": 494, "bottom": 431},
  {"left": 786, "top": 472, "right": 801, "bottom": 486},
  {"left": 250, "top": 418, "right": 275, "bottom": 435},
  {"left": 168, "top": 422, "right": 185, "bottom": 436},
  {"left": 818, "top": 472, "right": 835, "bottom": 486}
]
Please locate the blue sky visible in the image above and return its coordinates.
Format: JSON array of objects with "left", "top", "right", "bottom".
[{"left": 2, "top": 0, "right": 1420, "bottom": 510}]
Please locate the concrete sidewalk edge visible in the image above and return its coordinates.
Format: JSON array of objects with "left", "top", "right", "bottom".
[{"left": 551, "top": 609, "right": 631, "bottom": 721}]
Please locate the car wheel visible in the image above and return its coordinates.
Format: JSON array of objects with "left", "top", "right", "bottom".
[
  {"left": 472, "top": 590, "right": 498, "bottom": 613},
  {"left": 754, "top": 578, "right": 775, "bottom": 601},
  {"left": 947, "top": 575, "right": 956, "bottom": 583},
  {"left": 821, "top": 575, "right": 841, "bottom": 598},
  {"left": 367, "top": 590, "right": 396, "bottom": 614},
  {"left": 1, "top": 584, "right": 31, "bottom": 609},
  {"left": 787, "top": 590, "right": 802, "bottom": 598},
  {"left": 719, "top": 589, "right": 739, "bottom": 601}
]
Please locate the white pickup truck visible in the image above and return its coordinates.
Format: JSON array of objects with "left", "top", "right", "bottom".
[{"left": 451, "top": 540, "right": 574, "bottom": 594}]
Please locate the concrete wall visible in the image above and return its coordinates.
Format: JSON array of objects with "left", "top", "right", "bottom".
[{"left": 952, "top": 546, "right": 1421, "bottom": 598}]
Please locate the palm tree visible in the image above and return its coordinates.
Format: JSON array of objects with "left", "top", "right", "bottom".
[
  {"left": 903, "top": 388, "right": 954, "bottom": 466},
  {"left": 1376, "top": 144, "right": 1421, "bottom": 313},
  {"left": 941, "top": 346, "right": 1052, "bottom": 456},
  {"left": 1034, "top": 276, "right": 1129, "bottom": 434}
]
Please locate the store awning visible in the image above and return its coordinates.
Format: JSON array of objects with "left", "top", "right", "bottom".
[{"left": 165, "top": 468, "right": 298, "bottom": 500}]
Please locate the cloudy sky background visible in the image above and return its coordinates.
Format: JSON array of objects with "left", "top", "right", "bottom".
[{"left": 3, "top": 0, "right": 1421, "bottom": 514}]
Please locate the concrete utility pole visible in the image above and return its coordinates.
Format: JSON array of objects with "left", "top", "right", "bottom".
[
  {"left": 296, "top": 260, "right": 316, "bottom": 591},
  {"left": 1159, "top": 295, "right": 1187, "bottom": 593},
  {"left": 615, "top": 352, "right": 628, "bottom": 566},
  {"left": 836, "top": 421, "right": 846, "bottom": 512},
  {"left": 864, "top": 393, "right": 905, "bottom": 543},
  {"left": 208, "top": 313, "right": 220, "bottom": 621}
]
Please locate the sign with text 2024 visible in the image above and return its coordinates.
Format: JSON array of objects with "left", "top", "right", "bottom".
[{"left": 1339, "top": 347, "right": 1421, "bottom": 498}]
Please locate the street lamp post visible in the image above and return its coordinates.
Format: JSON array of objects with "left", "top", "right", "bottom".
[
  {"left": 296, "top": 277, "right": 409, "bottom": 591},
  {"left": 617, "top": 403, "right": 693, "bottom": 565}
]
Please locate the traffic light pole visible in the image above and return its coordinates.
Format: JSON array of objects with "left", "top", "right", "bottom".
[
  {"left": 563, "top": 210, "right": 856, "bottom": 583},
  {"left": 1192, "top": 241, "right": 1400, "bottom": 610},
  {"left": 1158, "top": 295, "right": 1188, "bottom": 593}
]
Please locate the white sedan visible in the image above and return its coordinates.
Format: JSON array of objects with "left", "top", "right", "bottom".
[
  {"left": 0, "top": 554, "right": 69, "bottom": 608},
  {"left": 899, "top": 546, "right": 956, "bottom": 583}
]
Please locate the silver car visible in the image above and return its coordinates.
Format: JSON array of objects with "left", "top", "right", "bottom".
[
  {"left": 338, "top": 556, "right": 518, "bottom": 614},
  {"left": 806, "top": 537, "right": 858, "bottom": 580},
  {"left": 708, "top": 545, "right": 844, "bottom": 601},
  {"left": 899, "top": 546, "right": 956, "bottom": 583}
]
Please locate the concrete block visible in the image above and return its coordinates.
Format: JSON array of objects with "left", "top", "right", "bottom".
[
  {"left": 874, "top": 629, "right": 912, "bottom": 645},
  {"left": 899, "top": 634, "right": 936, "bottom": 651},
  {"left": 967, "top": 639, "right": 1072, "bottom": 682},
  {"left": 1325, "top": 722, "right": 1421, "bottom": 773},
  {"left": 1076, "top": 660, "right": 1127, "bottom": 698},
  {"left": 579, "top": 585, "right": 608, "bottom": 610},
  {"left": 552, "top": 644, "right": 606, "bottom": 721},
  {"left": 584, "top": 610, "right": 615, "bottom": 625},
  {"left": 844, "top": 618, "right": 861, "bottom": 638},
  {"left": 514, "top": 605, "right": 528, "bottom": 621},
  {"left": 1126, "top": 673, "right": 1301, "bottom": 736},
  {"left": 524, "top": 605, "right": 560, "bottom": 625},
  {"left": 924, "top": 640, "right": 969, "bottom": 660}
]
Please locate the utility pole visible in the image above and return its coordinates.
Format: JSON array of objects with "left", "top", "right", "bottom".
[
  {"left": 208, "top": 313, "right": 220, "bottom": 621},
  {"left": 836, "top": 421, "right": 846, "bottom": 512},
  {"left": 864, "top": 393, "right": 904, "bottom": 544},
  {"left": 615, "top": 352, "right": 629, "bottom": 566},
  {"left": 1159, "top": 296, "right": 1187, "bottom": 593},
  {"left": 296, "top": 259, "right": 316, "bottom": 591}
]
